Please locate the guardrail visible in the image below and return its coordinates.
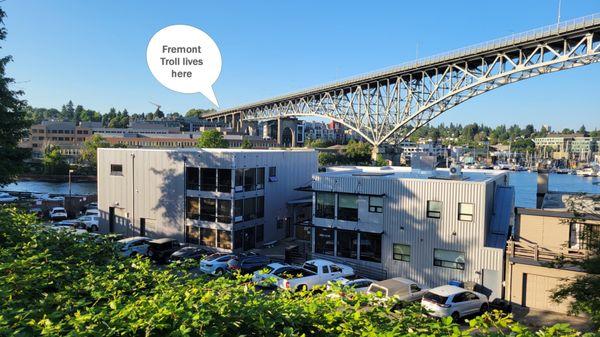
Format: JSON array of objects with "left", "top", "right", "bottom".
[
  {"left": 210, "top": 13, "right": 600, "bottom": 115},
  {"left": 507, "top": 240, "right": 590, "bottom": 262}
]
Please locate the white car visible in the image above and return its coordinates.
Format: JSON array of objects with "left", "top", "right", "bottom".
[
  {"left": 252, "top": 262, "right": 291, "bottom": 284},
  {"left": 367, "top": 277, "right": 429, "bottom": 303},
  {"left": 275, "top": 259, "right": 354, "bottom": 291},
  {"left": 50, "top": 207, "right": 68, "bottom": 220},
  {"left": 84, "top": 208, "right": 100, "bottom": 216},
  {"left": 76, "top": 215, "right": 99, "bottom": 231},
  {"left": 327, "top": 277, "right": 374, "bottom": 293},
  {"left": 199, "top": 253, "right": 236, "bottom": 275},
  {"left": 117, "top": 236, "right": 151, "bottom": 257},
  {"left": 0, "top": 193, "right": 18, "bottom": 203},
  {"left": 421, "top": 285, "right": 488, "bottom": 320}
]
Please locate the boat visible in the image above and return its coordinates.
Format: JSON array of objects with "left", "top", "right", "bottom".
[{"left": 575, "top": 167, "right": 598, "bottom": 177}]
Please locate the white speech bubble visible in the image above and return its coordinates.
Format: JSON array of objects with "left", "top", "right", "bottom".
[{"left": 147, "top": 25, "right": 221, "bottom": 107}]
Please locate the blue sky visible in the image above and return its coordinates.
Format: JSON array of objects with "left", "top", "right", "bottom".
[{"left": 3, "top": 0, "right": 600, "bottom": 130}]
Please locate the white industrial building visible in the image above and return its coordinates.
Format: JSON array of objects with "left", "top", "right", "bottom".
[
  {"left": 97, "top": 148, "right": 317, "bottom": 250},
  {"left": 301, "top": 166, "right": 513, "bottom": 299}
]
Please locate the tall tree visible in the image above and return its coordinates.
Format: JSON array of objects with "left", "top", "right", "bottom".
[
  {"left": 0, "top": 7, "right": 31, "bottom": 186},
  {"left": 80, "top": 134, "right": 111, "bottom": 168},
  {"left": 42, "top": 145, "right": 69, "bottom": 175},
  {"left": 196, "top": 130, "right": 228, "bottom": 148}
]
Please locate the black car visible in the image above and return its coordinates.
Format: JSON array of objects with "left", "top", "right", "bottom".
[
  {"left": 147, "top": 238, "right": 181, "bottom": 263},
  {"left": 226, "top": 253, "right": 270, "bottom": 274},
  {"left": 169, "top": 246, "right": 211, "bottom": 263}
]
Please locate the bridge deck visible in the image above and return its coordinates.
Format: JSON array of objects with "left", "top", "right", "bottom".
[{"left": 206, "top": 13, "right": 600, "bottom": 117}]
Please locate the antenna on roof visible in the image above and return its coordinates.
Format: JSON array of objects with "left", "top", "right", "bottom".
[{"left": 149, "top": 101, "right": 161, "bottom": 110}]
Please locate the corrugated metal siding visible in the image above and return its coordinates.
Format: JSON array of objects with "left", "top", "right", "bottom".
[{"left": 311, "top": 173, "right": 506, "bottom": 297}]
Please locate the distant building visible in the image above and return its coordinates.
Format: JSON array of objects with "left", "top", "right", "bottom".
[
  {"left": 399, "top": 140, "right": 447, "bottom": 162},
  {"left": 96, "top": 132, "right": 278, "bottom": 149},
  {"left": 301, "top": 166, "right": 513, "bottom": 299},
  {"left": 533, "top": 133, "right": 598, "bottom": 161},
  {"left": 97, "top": 148, "right": 318, "bottom": 250},
  {"left": 20, "top": 120, "right": 97, "bottom": 162},
  {"left": 506, "top": 173, "right": 598, "bottom": 313}
]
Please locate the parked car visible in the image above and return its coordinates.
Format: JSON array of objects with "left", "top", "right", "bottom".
[
  {"left": 274, "top": 259, "right": 354, "bottom": 291},
  {"left": 327, "top": 277, "right": 374, "bottom": 293},
  {"left": 70, "top": 215, "right": 99, "bottom": 231},
  {"left": 367, "top": 277, "right": 429, "bottom": 303},
  {"left": 49, "top": 207, "right": 68, "bottom": 221},
  {"left": 226, "top": 253, "right": 270, "bottom": 274},
  {"left": 421, "top": 285, "right": 489, "bottom": 320},
  {"left": 252, "top": 262, "right": 291, "bottom": 284},
  {"left": 199, "top": 253, "right": 236, "bottom": 275},
  {"left": 169, "top": 246, "right": 211, "bottom": 263},
  {"left": 117, "top": 236, "right": 151, "bottom": 257},
  {"left": 84, "top": 208, "right": 100, "bottom": 216},
  {"left": 46, "top": 195, "right": 65, "bottom": 202},
  {"left": 86, "top": 202, "right": 98, "bottom": 209},
  {"left": 147, "top": 238, "right": 181, "bottom": 263}
]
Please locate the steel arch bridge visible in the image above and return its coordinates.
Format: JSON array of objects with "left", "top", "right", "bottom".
[{"left": 204, "top": 14, "right": 600, "bottom": 147}]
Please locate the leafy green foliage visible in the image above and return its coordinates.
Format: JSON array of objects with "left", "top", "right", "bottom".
[
  {"left": 80, "top": 134, "right": 112, "bottom": 168},
  {"left": 186, "top": 108, "right": 216, "bottom": 118},
  {"left": 41, "top": 145, "right": 70, "bottom": 175},
  {"left": 241, "top": 139, "right": 253, "bottom": 149},
  {"left": 0, "top": 207, "right": 586, "bottom": 336},
  {"left": 197, "top": 130, "right": 228, "bottom": 148},
  {"left": 0, "top": 7, "right": 31, "bottom": 186}
]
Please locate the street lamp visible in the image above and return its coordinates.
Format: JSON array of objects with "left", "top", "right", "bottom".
[{"left": 68, "top": 169, "right": 74, "bottom": 199}]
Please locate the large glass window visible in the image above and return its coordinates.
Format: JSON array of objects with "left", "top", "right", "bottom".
[
  {"left": 244, "top": 168, "right": 256, "bottom": 191},
  {"left": 217, "top": 230, "right": 232, "bottom": 250},
  {"left": 393, "top": 244, "right": 411, "bottom": 262},
  {"left": 369, "top": 196, "right": 383, "bottom": 213},
  {"left": 186, "top": 167, "right": 199, "bottom": 190},
  {"left": 336, "top": 230, "right": 358, "bottom": 259},
  {"left": 434, "top": 249, "right": 465, "bottom": 270},
  {"left": 295, "top": 224, "right": 311, "bottom": 241},
  {"left": 186, "top": 197, "right": 199, "bottom": 219},
  {"left": 244, "top": 197, "right": 257, "bottom": 220},
  {"left": 314, "top": 227, "right": 334, "bottom": 256},
  {"left": 256, "top": 167, "right": 265, "bottom": 189},
  {"left": 233, "top": 230, "right": 243, "bottom": 250},
  {"left": 200, "top": 227, "right": 216, "bottom": 247},
  {"left": 185, "top": 225, "right": 199, "bottom": 244},
  {"left": 200, "top": 198, "right": 216, "bottom": 221},
  {"left": 268, "top": 166, "right": 277, "bottom": 182},
  {"left": 427, "top": 201, "right": 442, "bottom": 219},
  {"left": 217, "top": 169, "right": 232, "bottom": 193},
  {"left": 256, "top": 224, "right": 264, "bottom": 243},
  {"left": 217, "top": 199, "right": 231, "bottom": 223},
  {"left": 234, "top": 199, "right": 243, "bottom": 222},
  {"left": 360, "top": 233, "right": 381, "bottom": 263},
  {"left": 234, "top": 169, "right": 244, "bottom": 191},
  {"left": 458, "top": 203, "right": 474, "bottom": 221},
  {"left": 315, "top": 192, "right": 335, "bottom": 219},
  {"left": 201, "top": 168, "right": 217, "bottom": 191},
  {"left": 338, "top": 194, "right": 358, "bottom": 221},
  {"left": 256, "top": 196, "right": 264, "bottom": 218}
]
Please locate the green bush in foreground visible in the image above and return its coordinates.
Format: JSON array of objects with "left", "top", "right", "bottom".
[{"left": 0, "top": 207, "right": 590, "bottom": 336}]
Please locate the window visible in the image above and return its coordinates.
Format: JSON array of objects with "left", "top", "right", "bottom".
[
  {"left": 314, "top": 227, "right": 334, "bottom": 255},
  {"left": 186, "top": 197, "right": 199, "bottom": 219},
  {"left": 295, "top": 224, "right": 311, "bottom": 241},
  {"left": 200, "top": 198, "right": 216, "bottom": 221},
  {"left": 268, "top": 166, "right": 278, "bottom": 182},
  {"left": 360, "top": 232, "right": 381, "bottom": 263},
  {"left": 410, "top": 284, "right": 421, "bottom": 293},
  {"left": 458, "top": 203, "right": 474, "bottom": 221},
  {"left": 330, "top": 265, "right": 342, "bottom": 273},
  {"left": 256, "top": 167, "right": 265, "bottom": 189},
  {"left": 322, "top": 266, "right": 329, "bottom": 274},
  {"left": 217, "top": 199, "right": 231, "bottom": 223},
  {"left": 336, "top": 229, "right": 358, "bottom": 259},
  {"left": 217, "top": 169, "right": 231, "bottom": 193},
  {"left": 200, "top": 228, "right": 216, "bottom": 247},
  {"left": 185, "top": 225, "right": 199, "bottom": 244},
  {"left": 110, "top": 164, "right": 123, "bottom": 175},
  {"left": 427, "top": 200, "right": 442, "bottom": 219},
  {"left": 235, "top": 169, "right": 244, "bottom": 190},
  {"left": 393, "top": 244, "right": 410, "bottom": 262},
  {"left": 186, "top": 167, "right": 199, "bottom": 190},
  {"left": 217, "top": 230, "right": 232, "bottom": 250},
  {"left": 256, "top": 196, "right": 264, "bottom": 218},
  {"left": 234, "top": 199, "right": 243, "bottom": 222},
  {"left": 315, "top": 192, "right": 335, "bottom": 219},
  {"left": 256, "top": 224, "right": 264, "bottom": 243},
  {"left": 244, "top": 168, "right": 256, "bottom": 191},
  {"left": 433, "top": 249, "right": 465, "bottom": 270},
  {"left": 201, "top": 168, "right": 217, "bottom": 191},
  {"left": 369, "top": 196, "right": 383, "bottom": 213},
  {"left": 243, "top": 197, "right": 257, "bottom": 220},
  {"left": 337, "top": 194, "right": 358, "bottom": 221}
]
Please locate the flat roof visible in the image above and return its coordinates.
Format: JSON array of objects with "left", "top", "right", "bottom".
[
  {"left": 99, "top": 148, "right": 315, "bottom": 154},
  {"left": 316, "top": 166, "right": 505, "bottom": 183}
]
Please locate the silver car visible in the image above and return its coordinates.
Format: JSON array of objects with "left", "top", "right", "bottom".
[{"left": 199, "top": 253, "right": 235, "bottom": 275}]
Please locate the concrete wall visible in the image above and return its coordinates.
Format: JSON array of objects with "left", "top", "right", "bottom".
[
  {"left": 98, "top": 148, "right": 317, "bottom": 246},
  {"left": 311, "top": 171, "right": 508, "bottom": 298}
]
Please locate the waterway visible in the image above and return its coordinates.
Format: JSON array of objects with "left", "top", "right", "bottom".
[{"left": 2, "top": 171, "right": 600, "bottom": 207}]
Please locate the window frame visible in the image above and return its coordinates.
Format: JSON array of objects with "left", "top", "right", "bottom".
[
  {"left": 315, "top": 192, "right": 335, "bottom": 219},
  {"left": 458, "top": 202, "right": 474, "bottom": 222},
  {"left": 392, "top": 243, "right": 411, "bottom": 262},
  {"left": 337, "top": 193, "right": 358, "bottom": 221},
  {"left": 110, "top": 164, "right": 123, "bottom": 176},
  {"left": 433, "top": 248, "right": 465, "bottom": 270},
  {"left": 427, "top": 200, "right": 442, "bottom": 219},
  {"left": 368, "top": 196, "right": 383, "bottom": 213}
]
